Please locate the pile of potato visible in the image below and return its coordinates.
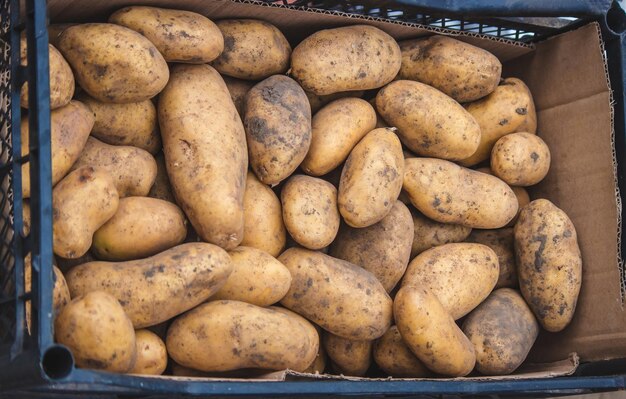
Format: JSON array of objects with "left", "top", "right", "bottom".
[{"left": 21, "top": 5, "right": 583, "bottom": 378}]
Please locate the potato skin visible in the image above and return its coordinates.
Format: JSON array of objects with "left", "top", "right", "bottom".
[
  {"left": 474, "top": 167, "right": 529, "bottom": 226},
  {"left": 65, "top": 242, "right": 232, "bottom": 328},
  {"left": 279, "top": 248, "right": 392, "bottom": 340},
  {"left": 245, "top": 75, "right": 311, "bottom": 185},
  {"left": 53, "top": 166, "right": 119, "bottom": 259},
  {"left": 302, "top": 98, "right": 377, "bottom": 176},
  {"left": 57, "top": 23, "right": 169, "bottom": 103},
  {"left": 330, "top": 201, "right": 413, "bottom": 292},
  {"left": 282, "top": 175, "right": 340, "bottom": 250},
  {"left": 148, "top": 152, "right": 177, "bottom": 204},
  {"left": 159, "top": 64, "right": 247, "bottom": 250},
  {"left": 128, "top": 329, "right": 168, "bottom": 375},
  {"left": 55, "top": 291, "right": 136, "bottom": 372},
  {"left": 323, "top": 332, "right": 372, "bottom": 376},
  {"left": 403, "top": 158, "right": 518, "bottom": 229},
  {"left": 410, "top": 210, "right": 471, "bottom": 258},
  {"left": 373, "top": 326, "right": 431, "bottom": 378},
  {"left": 166, "top": 300, "right": 319, "bottom": 372},
  {"left": 491, "top": 133, "right": 551, "bottom": 186},
  {"left": 467, "top": 228, "right": 517, "bottom": 289},
  {"left": 223, "top": 76, "right": 255, "bottom": 116},
  {"left": 92, "top": 197, "right": 187, "bottom": 261},
  {"left": 212, "top": 19, "right": 291, "bottom": 80},
  {"left": 339, "top": 128, "right": 404, "bottom": 228},
  {"left": 376, "top": 80, "right": 480, "bottom": 160},
  {"left": 398, "top": 36, "right": 501, "bottom": 103},
  {"left": 110, "top": 6, "right": 224, "bottom": 63},
  {"left": 514, "top": 199, "right": 582, "bottom": 332}
]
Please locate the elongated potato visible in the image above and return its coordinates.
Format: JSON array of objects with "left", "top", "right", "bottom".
[
  {"left": 110, "top": 6, "right": 223, "bottom": 63},
  {"left": 491, "top": 133, "right": 551, "bottom": 186},
  {"left": 403, "top": 158, "right": 518, "bottom": 229},
  {"left": 223, "top": 76, "right": 255, "bottom": 116},
  {"left": 291, "top": 25, "right": 401, "bottom": 95},
  {"left": 92, "top": 197, "right": 187, "bottom": 261},
  {"left": 330, "top": 201, "right": 413, "bottom": 292},
  {"left": 21, "top": 100, "right": 93, "bottom": 198},
  {"left": 376, "top": 80, "right": 480, "bottom": 160},
  {"left": 128, "top": 329, "right": 168, "bottom": 375},
  {"left": 467, "top": 228, "right": 517, "bottom": 289},
  {"left": 166, "top": 300, "right": 318, "bottom": 372},
  {"left": 410, "top": 210, "right": 472, "bottom": 258},
  {"left": 306, "top": 90, "right": 365, "bottom": 114},
  {"left": 58, "top": 23, "right": 169, "bottom": 103},
  {"left": 462, "top": 289, "right": 539, "bottom": 375},
  {"left": 53, "top": 167, "right": 119, "bottom": 259},
  {"left": 514, "top": 199, "right": 582, "bottom": 332},
  {"left": 323, "top": 332, "right": 372, "bottom": 376},
  {"left": 279, "top": 248, "right": 392, "bottom": 340},
  {"left": 398, "top": 36, "right": 501, "bottom": 103},
  {"left": 302, "top": 98, "right": 376, "bottom": 176},
  {"left": 394, "top": 285, "right": 476, "bottom": 377},
  {"left": 148, "top": 152, "right": 176, "bottom": 204},
  {"left": 245, "top": 75, "right": 311, "bottom": 185},
  {"left": 159, "top": 64, "right": 247, "bottom": 250},
  {"left": 65, "top": 243, "right": 232, "bottom": 328},
  {"left": 373, "top": 326, "right": 431, "bottom": 378},
  {"left": 339, "top": 128, "right": 404, "bottom": 228}
]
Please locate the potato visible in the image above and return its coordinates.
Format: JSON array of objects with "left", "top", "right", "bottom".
[
  {"left": 460, "top": 78, "right": 537, "bottom": 166},
  {"left": 55, "top": 291, "right": 136, "bottom": 372},
  {"left": 53, "top": 166, "right": 119, "bottom": 259},
  {"left": 159, "top": 64, "right": 247, "bottom": 250},
  {"left": 330, "top": 201, "right": 413, "bottom": 292},
  {"left": 281, "top": 175, "right": 339, "bottom": 250},
  {"left": 48, "top": 24, "right": 76, "bottom": 48},
  {"left": 402, "top": 243, "right": 499, "bottom": 320},
  {"left": 491, "top": 133, "right": 551, "bottom": 186},
  {"left": 223, "top": 76, "right": 255, "bottom": 116},
  {"left": 291, "top": 25, "right": 401, "bottom": 95},
  {"left": 323, "top": 332, "right": 372, "bottom": 376},
  {"left": 398, "top": 36, "right": 501, "bottom": 103},
  {"left": 241, "top": 172, "right": 286, "bottom": 256},
  {"left": 373, "top": 326, "right": 431, "bottom": 378},
  {"left": 394, "top": 285, "right": 476, "bottom": 377},
  {"left": 109, "top": 6, "right": 223, "bottom": 63},
  {"left": 306, "top": 90, "right": 365, "bottom": 114},
  {"left": 462, "top": 288, "right": 539, "bottom": 375},
  {"left": 71, "top": 137, "right": 157, "bottom": 198},
  {"left": 166, "top": 300, "right": 319, "bottom": 372},
  {"left": 473, "top": 167, "right": 529, "bottom": 226},
  {"left": 128, "top": 329, "right": 168, "bottom": 375},
  {"left": 410, "top": 210, "right": 472, "bottom": 258},
  {"left": 514, "top": 199, "right": 582, "bottom": 332},
  {"left": 92, "top": 197, "right": 187, "bottom": 261},
  {"left": 77, "top": 94, "right": 161, "bottom": 154},
  {"left": 21, "top": 100, "right": 93, "bottom": 198},
  {"left": 467, "top": 228, "right": 517, "bottom": 289},
  {"left": 376, "top": 80, "right": 481, "bottom": 160},
  {"left": 244, "top": 75, "right": 311, "bottom": 185},
  {"left": 302, "top": 98, "right": 377, "bottom": 176},
  {"left": 65, "top": 242, "right": 232, "bottom": 328},
  {"left": 211, "top": 19, "right": 291, "bottom": 80},
  {"left": 403, "top": 158, "right": 518, "bottom": 229},
  {"left": 148, "top": 152, "right": 176, "bottom": 204},
  {"left": 279, "top": 248, "right": 392, "bottom": 340},
  {"left": 338, "top": 128, "right": 404, "bottom": 228},
  {"left": 212, "top": 246, "right": 291, "bottom": 306}
]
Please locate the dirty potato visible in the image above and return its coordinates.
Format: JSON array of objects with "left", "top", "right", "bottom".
[
  {"left": 223, "top": 76, "right": 256, "bottom": 116},
  {"left": 373, "top": 326, "right": 431, "bottom": 378},
  {"left": 323, "top": 332, "right": 372, "bottom": 376},
  {"left": 467, "top": 228, "right": 517, "bottom": 289},
  {"left": 491, "top": 133, "right": 551, "bottom": 186},
  {"left": 128, "top": 329, "right": 168, "bottom": 375},
  {"left": 410, "top": 210, "right": 472, "bottom": 258}
]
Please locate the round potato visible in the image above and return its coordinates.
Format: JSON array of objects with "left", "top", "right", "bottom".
[
  {"left": 245, "top": 75, "right": 311, "bottom": 185},
  {"left": 291, "top": 25, "right": 401, "bottom": 95},
  {"left": 223, "top": 76, "right": 256, "bottom": 116},
  {"left": 148, "top": 152, "right": 177, "bottom": 204},
  {"left": 211, "top": 19, "right": 291, "bottom": 80},
  {"left": 57, "top": 23, "right": 169, "bottom": 103},
  {"left": 55, "top": 291, "right": 136, "bottom": 372},
  {"left": 410, "top": 210, "right": 472, "bottom": 258},
  {"left": 128, "top": 329, "right": 168, "bottom": 375},
  {"left": 339, "top": 128, "right": 404, "bottom": 228},
  {"left": 514, "top": 199, "right": 582, "bottom": 332},
  {"left": 323, "top": 332, "right": 372, "bottom": 376},
  {"left": 279, "top": 248, "right": 392, "bottom": 340},
  {"left": 467, "top": 228, "right": 517, "bottom": 289},
  {"left": 491, "top": 132, "right": 551, "bottom": 186},
  {"left": 306, "top": 90, "right": 365, "bottom": 114},
  {"left": 376, "top": 80, "right": 481, "bottom": 160},
  {"left": 110, "top": 6, "right": 224, "bottom": 63},
  {"left": 281, "top": 175, "right": 340, "bottom": 250},
  {"left": 373, "top": 326, "right": 431, "bottom": 378}
]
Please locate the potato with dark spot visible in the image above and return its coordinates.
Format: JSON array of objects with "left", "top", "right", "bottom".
[
  {"left": 339, "top": 128, "right": 404, "bottom": 228},
  {"left": 223, "top": 76, "right": 255, "bottom": 116},
  {"left": 65, "top": 242, "right": 232, "bottom": 328},
  {"left": 376, "top": 80, "right": 481, "bottom": 160},
  {"left": 55, "top": 291, "right": 136, "bottom": 372},
  {"left": 373, "top": 326, "right": 431, "bottom": 378},
  {"left": 403, "top": 158, "right": 518, "bottom": 229},
  {"left": 148, "top": 153, "right": 176, "bottom": 204},
  {"left": 211, "top": 20, "right": 291, "bottom": 80},
  {"left": 514, "top": 199, "right": 582, "bottom": 332},
  {"left": 245, "top": 75, "right": 311, "bottom": 185},
  {"left": 166, "top": 300, "right": 319, "bottom": 372},
  {"left": 127, "top": 329, "right": 168, "bottom": 375},
  {"left": 410, "top": 210, "right": 472, "bottom": 258},
  {"left": 110, "top": 6, "right": 224, "bottom": 63},
  {"left": 282, "top": 175, "right": 339, "bottom": 250},
  {"left": 402, "top": 243, "right": 499, "bottom": 320},
  {"left": 323, "top": 332, "right": 372, "bottom": 376},
  {"left": 467, "top": 228, "right": 517, "bottom": 289},
  {"left": 330, "top": 201, "right": 413, "bottom": 292},
  {"left": 491, "top": 133, "right": 551, "bottom": 186},
  {"left": 398, "top": 36, "right": 501, "bottom": 103},
  {"left": 306, "top": 90, "right": 365, "bottom": 114}
]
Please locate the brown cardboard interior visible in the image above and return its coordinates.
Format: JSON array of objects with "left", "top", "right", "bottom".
[{"left": 43, "top": 0, "right": 619, "bottom": 380}]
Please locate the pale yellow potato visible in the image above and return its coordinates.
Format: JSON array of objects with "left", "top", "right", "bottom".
[
  {"left": 373, "top": 326, "right": 431, "bottom": 378},
  {"left": 223, "top": 76, "right": 256, "bottom": 116},
  {"left": 323, "top": 332, "right": 372, "bottom": 376},
  {"left": 306, "top": 90, "right": 365, "bottom": 114},
  {"left": 128, "top": 329, "right": 168, "bottom": 375},
  {"left": 148, "top": 152, "right": 176, "bottom": 204},
  {"left": 467, "top": 228, "right": 517, "bottom": 289},
  {"left": 491, "top": 133, "right": 551, "bottom": 186},
  {"left": 410, "top": 210, "right": 472, "bottom": 258}
]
